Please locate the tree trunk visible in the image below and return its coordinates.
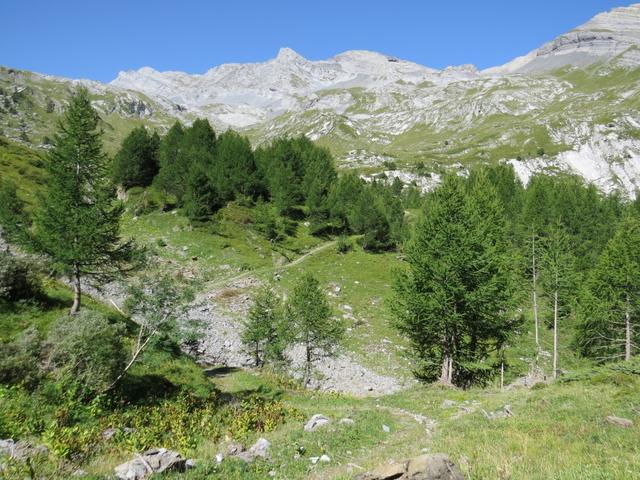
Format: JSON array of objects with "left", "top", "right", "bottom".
[
  {"left": 440, "top": 338, "right": 453, "bottom": 385},
  {"left": 500, "top": 361, "right": 504, "bottom": 391},
  {"left": 304, "top": 344, "right": 312, "bottom": 386},
  {"left": 532, "top": 234, "right": 539, "bottom": 350},
  {"left": 70, "top": 264, "right": 81, "bottom": 315},
  {"left": 553, "top": 290, "right": 558, "bottom": 379},
  {"left": 625, "top": 294, "right": 632, "bottom": 361}
]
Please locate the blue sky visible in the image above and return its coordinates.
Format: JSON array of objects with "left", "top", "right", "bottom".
[{"left": 1, "top": 1, "right": 633, "bottom": 82}]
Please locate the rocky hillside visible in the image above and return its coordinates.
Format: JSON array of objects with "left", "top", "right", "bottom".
[{"left": 2, "top": 4, "right": 640, "bottom": 193}]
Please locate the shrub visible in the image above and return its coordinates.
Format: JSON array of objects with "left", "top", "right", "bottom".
[
  {"left": 44, "top": 311, "right": 127, "bottom": 397},
  {"left": 0, "top": 252, "right": 42, "bottom": 303},
  {"left": 336, "top": 235, "right": 352, "bottom": 254},
  {"left": 0, "top": 327, "right": 43, "bottom": 388}
]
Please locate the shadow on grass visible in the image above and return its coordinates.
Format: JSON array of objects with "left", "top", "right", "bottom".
[{"left": 204, "top": 366, "right": 242, "bottom": 377}]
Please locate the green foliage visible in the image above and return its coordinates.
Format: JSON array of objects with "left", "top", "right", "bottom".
[
  {"left": 575, "top": 214, "right": 640, "bottom": 361},
  {"left": 336, "top": 235, "right": 352, "bottom": 254},
  {"left": 0, "top": 252, "right": 42, "bottom": 304},
  {"left": 31, "top": 87, "right": 142, "bottom": 313},
  {"left": 44, "top": 311, "right": 127, "bottom": 397},
  {"left": 0, "top": 178, "right": 30, "bottom": 245},
  {"left": 392, "top": 173, "right": 517, "bottom": 386},
  {"left": 183, "top": 163, "right": 223, "bottom": 223},
  {"left": 241, "top": 285, "right": 287, "bottom": 367},
  {"left": 111, "top": 126, "right": 159, "bottom": 188},
  {"left": 286, "top": 274, "right": 344, "bottom": 385},
  {"left": 0, "top": 327, "right": 43, "bottom": 388}
]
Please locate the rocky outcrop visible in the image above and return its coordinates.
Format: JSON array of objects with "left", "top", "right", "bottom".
[{"left": 355, "top": 454, "right": 464, "bottom": 480}]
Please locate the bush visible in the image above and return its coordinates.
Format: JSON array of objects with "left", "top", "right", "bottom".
[
  {"left": 0, "top": 252, "right": 42, "bottom": 303},
  {"left": 0, "top": 327, "right": 43, "bottom": 388},
  {"left": 44, "top": 311, "right": 127, "bottom": 397},
  {"left": 336, "top": 235, "right": 352, "bottom": 254}
]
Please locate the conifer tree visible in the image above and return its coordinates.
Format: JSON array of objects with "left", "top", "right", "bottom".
[
  {"left": 540, "top": 221, "right": 576, "bottom": 378},
  {"left": 392, "top": 173, "right": 516, "bottom": 386},
  {"left": 0, "top": 179, "right": 29, "bottom": 248},
  {"left": 286, "top": 274, "right": 344, "bottom": 385},
  {"left": 111, "top": 126, "right": 159, "bottom": 188},
  {"left": 213, "top": 130, "right": 259, "bottom": 201},
  {"left": 183, "top": 164, "right": 222, "bottom": 223},
  {"left": 32, "top": 88, "right": 141, "bottom": 315},
  {"left": 576, "top": 214, "right": 640, "bottom": 362},
  {"left": 155, "top": 121, "right": 185, "bottom": 197},
  {"left": 241, "top": 285, "right": 287, "bottom": 367}
]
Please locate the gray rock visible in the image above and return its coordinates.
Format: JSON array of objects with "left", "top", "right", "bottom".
[
  {"left": 102, "top": 428, "right": 118, "bottom": 440},
  {"left": 355, "top": 454, "right": 463, "bottom": 480},
  {"left": 382, "top": 424, "right": 391, "bottom": 433},
  {"left": 304, "top": 414, "right": 331, "bottom": 432},
  {"left": 0, "top": 439, "right": 48, "bottom": 461},
  {"left": 441, "top": 399, "right": 457, "bottom": 408},
  {"left": 320, "top": 454, "right": 331, "bottom": 463},
  {"left": 226, "top": 441, "right": 245, "bottom": 456},
  {"left": 406, "top": 454, "right": 464, "bottom": 480},
  {"left": 248, "top": 438, "right": 271, "bottom": 459},
  {"left": 339, "top": 418, "right": 356, "bottom": 426},
  {"left": 606, "top": 415, "right": 634, "bottom": 428},
  {"left": 114, "top": 448, "right": 186, "bottom": 480}
]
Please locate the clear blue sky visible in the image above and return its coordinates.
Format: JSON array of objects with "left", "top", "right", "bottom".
[{"left": 1, "top": 0, "right": 633, "bottom": 82}]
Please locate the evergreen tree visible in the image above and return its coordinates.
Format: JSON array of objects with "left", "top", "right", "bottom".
[
  {"left": 183, "top": 163, "right": 223, "bottom": 223},
  {"left": 0, "top": 179, "right": 29, "bottom": 248},
  {"left": 32, "top": 88, "right": 141, "bottom": 315},
  {"left": 539, "top": 221, "right": 576, "bottom": 378},
  {"left": 392, "top": 173, "right": 516, "bottom": 386},
  {"left": 155, "top": 121, "right": 185, "bottom": 197},
  {"left": 576, "top": 214, "right": 640, "bottom": 362},
  {"left": 286, "top": 274, "right": 344, "bottom": 385},
  {"left": 213, "top": 130, "right": 258, "bottom": 200},
  {"left": 241, "top": 285, "right": 287, "bottom": 367},
  {"left": 111, "top": 126, "right": 159, "bottom": 188}
]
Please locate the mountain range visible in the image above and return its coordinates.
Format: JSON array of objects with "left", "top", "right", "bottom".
[{"left": 1, "top": 3, "right": 640, "bottom": 194}]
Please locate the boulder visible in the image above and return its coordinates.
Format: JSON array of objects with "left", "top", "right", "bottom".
[
  {"left": 304, "top": 414, "right": 331, "bottom": 432},
  {"left": 0, "top": 439, "right": 48, "bottom": 461},
  {"left": 355, "top": 461, "right": 407, "bottom": 480},
  {"left": 248, "top": 438, "right": 271, "bottom": 459},
  {"left": 406, "top": 454, "right": 464, "bottom": 479},
  {"left": 230, "top": 438, "right": 271, "bottom": 463},
  {"left": 355, "top": 454, "right": 463, "bottom": 480},
  {"left": 605, "top": 415, "right": 634, "bottom": 428},
  {"left": 114, "top": 448, "right": 186, "bottom": 480}
]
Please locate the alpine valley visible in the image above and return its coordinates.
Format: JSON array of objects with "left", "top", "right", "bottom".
[{"left": 3, "top": 4, "right": 640, "bottom": 194}]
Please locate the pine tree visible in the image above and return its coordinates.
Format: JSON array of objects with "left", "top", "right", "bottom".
[
  {"left": 576, "top": 214, "right": 640, "bottom": 362},
  {"left": 241, "top": 285, "right": 286, "bottom": 367},
  {"left": 32, "top": 88, "right": 141, "bottom": 315},
  {"left": 539, "top": 221, "right": 576, "bottom": 378},
  {"left": 392, "top": 173, "right": 516, "bottom": 386},
  {"left": 286, "top": 274, "right": 344, "bottom": 386},
  {"left": 111, "top": 126, "right": 159, "bottom": 188}
]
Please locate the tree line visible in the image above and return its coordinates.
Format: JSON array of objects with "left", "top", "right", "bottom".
[
  {"left": 392, "top": 165, "right": 640, "bottom": 387},
  {"left": 111, "top": 118, "right": 408, "bottom": 251}
]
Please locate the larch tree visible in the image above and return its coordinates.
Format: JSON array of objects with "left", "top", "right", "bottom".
[
  {"left": 576, "top": 214, "right": 640, "bottom": 362},
  {"left": 286, "top": 274, "right": 344, "bottom": 386},
  {"left": 32, "top": 88, "right": 141, "bottom": 315},
  {"left": 241, "top": 285, "right": 287, "bottom": 367},
  {"left": 539, "top": 221, "right": 576, "bottom": 379},
  {"left": 392, "top": 172, "right": 517, "bottom": 387}
]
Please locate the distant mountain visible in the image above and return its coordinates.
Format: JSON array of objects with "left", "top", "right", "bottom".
[{"left": 1, "top": 3, "right": 640, "bottom": 195}]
